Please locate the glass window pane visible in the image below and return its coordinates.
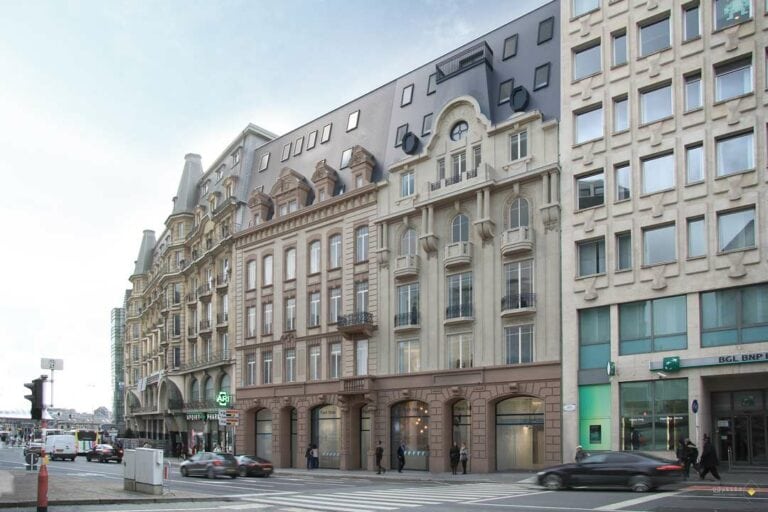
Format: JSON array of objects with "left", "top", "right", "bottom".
[
  {"left": 715, "top": 0, "right": 752, "bottom": 30},
  {"left": 742, "top": 284, "right": 768, "bottom": 325},
  {"left": 641, "top": 85, "right": 672, "bottom": 124},
  {"left": 640, "top": 17, "right": 670, "bottom": 56},
  {"left": 578, "top": 239, "right": 605, "bottom": 276},
  {"left": 643, "top": 224, "right": 676, "bottom": 265},
  {"left": 687, "top": 217, "right": 706, "bottom": 258},
  {"left": 577, "top": 172, "right": 605, "bottom": 209},
  {"left": 575, "top": 107, "right": 604, "bottom": 144},
  {"left": 685, "top": 76, "right": 702, "bottom": 111},
  {"left": 620, "top": 381, "right": 652, "bottom": 417},
  {"left": 642, "top": 153, "right": 675, "bottom": 194},
  {"left": 579, "top": 306, "right": 610, "bottom": 345},
  {"left": 574, "top": 43, "right": 602, "bottom": 80},
  {"left": 717, "top": 132, "right": 754, "bottom": 176},
  {"left": 716, "top": 62, "right": 752, "bottom": 102},
  {"left": 620, "top": 301, "right": 651, "bottom": 342},
  {"left": 617, "top": 232, "right": 632, "bottom": 270},
  {"left": 653, "top": 296, "right": 687, "bottom": 336},
  {"left": 683, "top": 5, "right": 700, "bottom": 41},
  {"left": 573, "top": 0, "right": 599, "bottom": 17},
  {"left": 701, "top": 289, "right": 739, "bottom": 330},
  {"left": 612, "top": 32, "right": 627, "bottom": 66},
  {"left": 686, "top": 145, "right": 704, "bottom": 183},
  {"left": 614, "top": 98, "right": 628, "bottom": 132},
  {"left": 718, "top": 208, "right": 755, "bottom": 251},
  {"left": 615, "top": 164, "right": 631, "bottom": 201}
]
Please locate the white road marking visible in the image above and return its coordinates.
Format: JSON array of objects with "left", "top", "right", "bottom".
[{"left": 593, "top": 491, "right": 682, "bottom": 510}]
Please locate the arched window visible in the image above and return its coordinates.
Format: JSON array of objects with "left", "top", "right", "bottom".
[
  {"left": 451, "top": 214, "right": 469, "bottom": 243},
  {"left": 190, "top": 379, "right": 199, "bottom": 401},
  {"left": 401, "top": 229, "right": 418, "bottom": 256},
  {"left": 309, "top": 240, "right": 321, "bottom": 274},
  {"left": 509, "top": 198, "right": 529, "bottom": 229},
  {"left": 204, "top": 377, "right": 214, "bottom": 400},
  {"left": 450, "top": 121, "right": 469, "bottom": 141},
  {"left": 219, "top": 373, "right": 230, "bottom": 395}
]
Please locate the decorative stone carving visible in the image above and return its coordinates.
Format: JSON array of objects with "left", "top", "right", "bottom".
[
  {"left": 648, "top": 55, "right": 661, "bottom": 77},
  {"left": 725, "top": 30, "right": 739, "bottom": 52},
  {"left": 727, "top": 175, "right": 743, "bottom": 201},
  {"left": 349, "top": 145, "right": 376, "bottom": 188},
  {"left": 727, "top": 252, "right": 746, "bottom": 278},
  {"left": 651, "top": 193, "right": 665, "bottom": 217},
  {"left": 583, "top": 278, "right": 598, "bottom": 300},
  {"left": 726, "top": 101, "right": 741, "bottom": 125},
  {"left": 541, "top": 203, "right": 560, "bottom": 232},
  {"left": 271, "top": 167, "right": 311, "bottom": 212},
  {"left": 651, "top": 266, "right": 667, "bottom": 290},
  {"left": 583, "top": 209, "right": 595, "bottom": 232}
]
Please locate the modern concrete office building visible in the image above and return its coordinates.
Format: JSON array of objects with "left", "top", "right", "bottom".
[
  {"left": 110, "top": 304, "right": 126, "bottom": 431},
  {"left": 560, "top": 0, "right": 768, "bottom": 466}
]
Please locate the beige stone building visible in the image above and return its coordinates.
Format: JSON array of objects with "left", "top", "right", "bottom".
[{"left": 560, "top": 0, "right": 768, "bottom": 466}]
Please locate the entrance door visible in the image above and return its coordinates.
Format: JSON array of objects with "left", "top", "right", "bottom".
[{"left": 734, "top": 415, "right": 767, "bottom": 464}]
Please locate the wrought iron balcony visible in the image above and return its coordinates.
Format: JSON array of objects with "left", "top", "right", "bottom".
[
  {"left": 187, "top": 326, "right": 197, "bottom": 338},
  {"left": 444, "top": 241, "right": 473, "bottom": 269},
  {"left": 394, "top": 311, "right": 420, "bottom": 331},
  {"left": 337, "top": 312, "right": 376, "bottom": 339},
  {"left": 176, "top": 350, "right": 232, "bottom": 372},
  {"left": 198, "top": 283, "right": 213, "bottom": 298},
  {"left": 183, "top": 399, "right": 220, "bottom": 411},
  {"left": 501, "top": 227, "right": 534, "bottom": 257},
  {"left": 501, "top": 292, "right": 537, "bottom": 316},
  {"left": 445, "top": 303, "right": 473, "bottom": 321},
  {"left": 199, "top": 320, "right": 212, "bottom": 333},
  {"left": 216, "top": 273, "right": 229, "bottom": 287},
  {"left": 393, "top": 255, "right": 420, "bottom": 280},
  {"left": 216, "top": 313, "right": 229, "bottom": 326}
]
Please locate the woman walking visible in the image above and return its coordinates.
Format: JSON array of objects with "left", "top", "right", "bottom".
[
  {"left": 449, "top": 442, "right": 460, "bottom": 475},
  {"left": 460, "top": 443, "right": 469, "bottom": 474}
]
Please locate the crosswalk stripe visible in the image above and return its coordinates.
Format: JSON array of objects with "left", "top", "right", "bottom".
[
  {"left": 322, "top": 493, "right": 442, "bottom": 505},
  {"left": 310, "top": 494, "right": 425, "bottom": 506},
  {"left": 279, "top": 495, "right": 400, "bottom": 510},
  {"left": 244, "top": 496, "right": 390, "bottom": 512}
]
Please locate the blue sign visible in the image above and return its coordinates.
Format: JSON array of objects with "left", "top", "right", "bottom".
[{"left": 691, "top": 399, "right": 699, "bottom": 414}]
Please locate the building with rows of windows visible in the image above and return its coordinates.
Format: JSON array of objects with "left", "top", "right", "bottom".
[{"left": 561, "top": 0, "right": 768, "bottom": 466}]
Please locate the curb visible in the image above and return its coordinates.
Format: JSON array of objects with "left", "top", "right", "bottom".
[{"left": 0, "top": 496, "right": 240, "bottom": 509}]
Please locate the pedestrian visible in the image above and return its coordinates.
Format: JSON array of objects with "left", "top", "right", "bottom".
[
  {"left": 213, "top": 443, "right": 222, "bottom": 453},
  {"left": 397, "top": 441, "right": 406, "bottom": 473},
  {"left": 449, "top": 442, "right": 460, "bottom": 475},
  {"left": 630, "top": 429, "right": 640, "bottom": 450},
  {"left": 375, "top": 440, "right": 385, "bottom": 474},
  {"left": 575, "top": 445, "right": 588, "bottom": 463},
  {"left": 698, "top": 434, "right": 721, "bottom": 481},
  {"left": 683, "top": 439, "right": 698, "bottom": 479},
  {"left": 305, "top": 444, "right": 312, "bottom": 470},
  {"left": 311, "top": 444, "right": 319, "bottom": 469},
  {"left": 676, "top": 437, "right": 686, "bottom": 465},
  {"left": 460, "top": 443, "right": 469, "bottom": 474}
]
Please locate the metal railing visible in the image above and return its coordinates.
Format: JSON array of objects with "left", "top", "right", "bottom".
[
  {"left": 446, "top": 303, "right": 473, "bottom": 319},
  {"left": 436, "top": 41, "right": 493, "bottom": 84},
  {"left": 394, "top": 311, "right": 420, "bottom": 327},
  {"left": 176, "top": 350, "right": 231, "bottom": 371},
  {"left": 501, "top": 292, "right": 536, "bottom": 310},
  {"left": 337, "top": 312, "right": 375, "bottom": 327}
]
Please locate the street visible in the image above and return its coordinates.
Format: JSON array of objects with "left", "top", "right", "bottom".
[{"left": 1, "top": 447, "right": 767, "bottom": 511}]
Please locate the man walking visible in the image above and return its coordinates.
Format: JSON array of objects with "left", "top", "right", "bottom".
[
  {"left": 449, "top": 442, "right": 460, "bottom": 475},
  {"left": 699, "top": 434, "right": 721, "bottom": 481},
  {"left": 375, "top": 440, "right": 385, "bottom": 474},
  {"left": 397, "top": 441, "right": 406, "bottom": 473}
]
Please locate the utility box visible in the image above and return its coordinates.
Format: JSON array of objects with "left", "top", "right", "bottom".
[
  {"left": 134, "top": 448, "right": 163, "bottom": 495},
  {"left": 123, "top": 450, "right": 136, "bottom": 491}
]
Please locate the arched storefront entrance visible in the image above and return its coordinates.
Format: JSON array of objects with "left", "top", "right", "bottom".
[
  {"left": 360, "top": 405, "right": 372, "bottom": 469},
  {"left": 391, "top": 400, "right": 430, "bottom": 471},
  {"left": 452, "top": 399, "right": 471, "bottom": 471},
  {"left": 311, "top": 405, "right": 340, "bottom": 469},
  {"left": 496, "top": 396, "right": 545, "bottom": 470},
  {"left": 255, "top": 409, "right": 272, "bottom": 460}
]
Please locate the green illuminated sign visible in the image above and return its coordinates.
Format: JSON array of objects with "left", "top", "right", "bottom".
[
  {"left": 216, "top": 392, "right": 230, "bottom": 407},
  {"left": 662, "top": 356, "right": 681, "bottom": 372}
]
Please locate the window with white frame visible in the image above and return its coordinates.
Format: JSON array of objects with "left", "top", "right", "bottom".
[
  {"left": 401, "top": 171, "right": 414, "bottom": 197},
  {"left": 573, "top": 41, "right": 602, "bottom": 81},
  {"left": 232, "top": 148, "right": 241, "bottom": 165},
  {"left": 503, "top": 34, "right": 518, "bottom": 59},
  {"left": 247, "top": 306, "right": 256, "bottom": 337},
  {"left": 262, "top": 302, "right": 273, "bottom": 335},
  {"left": 263, "top": 254, "right": 273, "bottom": 286},
  {"left": 262, "top": 352, "right": 273, "bottom": 384},
  {"left": 683, "top": 3, "right": 700, "bottom": 41},
  {"left": 716, "top": 131, "right": 753, "bottom": 176},
  {"left": 355, "top": 280, "right": 369, "bottom": 314},
  {"left": 309, "top": 241, "right": 321, "bottom": 274},
  {"left": 247, "top": 260, "right": 257, "bottom": 289},
  {"left": 451, "top": 151, "right": 466, "bottom": 177},
  {"left": 259, "top": 153, "right": 270, "bottom": 172},
  {"left": 578, "top": 238, "right": 606, "bottom": 276},
  {"left": 321, "top": 123, "right": 332, "bottom": 143},
  {"left": 505, "top": 324, "right": 534, "bottom": 364},
  {"left": 285, "top": 297, "right": 296, "bottom": 331},
  {"left": 329, "top": 342, "right": 341, "bottom": 379},
  {"left": 451, "top": 213, "right": 469, "bottom": 243},
  {"left": 284, "top": 349, "right": 296, "bottom": 382},
  {"left": 573, "top": 0, "right": 599, "bottom": 17},
  {"left": 285, "top": 248, "right": 296, "bottom": 281},
  {"left": 640, "top": 83, "right": 672, "bottom": 124},
  {"left": 307, "top": 130, "right": 317, "bottom": 149},
  {"left": 396, "top": 283, "right": 419, "bottom": 326},
  {"left": 684, "top": 73, "right": 702, "bottom": 111},
  {"left": 575, "top": 105, "right": 604, "bottom": 144},
  {"left": 472, "top": 145, "right": 481, "bottom": 172},
  {"left": 448, "top": 333, "right": 473, "bottom": 369},
  {"left": 714, "top": 0, "right": 752, "bottom": 31},
  {"left": 616, "top": 231, "right": 633, "bottom": 270},
  {"left": 340, "top": 148, "right": 353, "bottom": 169},
  {"left": 308, "top": 345, "right": 321, "bottom": 381},
  {"left": 510, "top": 130, "right": 528, "bottom": 161},
  {"left": 503, "top": 260, "right": 533, "bottom": 310},
  {"left": 347, "top": 110, "right": 360, "bottom": 131},
  {"left": 309, "top": 291, "right": 321, "bottom": 327},
  {"left": 446, "top": 271, "right": 473, "bottom": 319},
  {"left": 355, "top": 339, "right": 368, "bottom": 376},
  {"left": 294, "top": 136, "right": 304, "bottom": 156},
  {"left": 398, "top": 340, "right": 421, "bottom": 373},
  {"left": 718, "top": 207, "right": 755, "bottom": 252},
  {"left": 643, "top": 223, "right": 677, "bottom": 265},
  {"left": 220, "top": 331, "right": 228, "bottom": 355},
  {"left": 422, "top": 113, "right": 433, "bottom": 136},
  {"left": 499, "top": 79, "right": 514, "bottom": 104},
  {"left": 715, "top": 57, "right": 753, "bottom": 102},
  {"left": 639, "top": 16, "right": 670, "bottom": 57},
  {"left": 355, "top": 226, "right": 369, "bottom": 262},
  {"left": 576, "top": 170, "right": 605, "bottom": 210},
  {"left": 612, "top": 30, "right": 627, "bottom": 66},
  {"left": 401, "top": 228, "right": 418, "bottom": 256},
  {"left": 437, "top": 158, "right": 445, "bottom": 180},
  {"left": 246, "top": 353, "right": 256, "bottom": 386},
  {"left": 401, "top": 84, "right": 414, "bottom": 106},
  {"left": 615, "top": 163, "right": 631, "bottom": 201},
  {"left": 686, "top": 144, "right": 704, "bottom": 183},
  {"left": 509, "top": 197, "right": 529, "bottom": 229},
  {"left": 642, "top": 152, "right": 675, "bottom": 194},
  {"left": 329, "top": 234, "right": 342, "bottom": 268},
  {"left": 281, "top": 143, "right": 291, "bottom": 162},
  {"left": 329, "top": 287, "right": 341, "bottom": 323},
  {"left": 687, "top": 216, "right": 706, "bottom": 258}
]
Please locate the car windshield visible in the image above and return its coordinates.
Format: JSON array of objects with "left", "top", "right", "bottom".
[{"left": 218, "top": 454, "right": 237, "bottom": 462}]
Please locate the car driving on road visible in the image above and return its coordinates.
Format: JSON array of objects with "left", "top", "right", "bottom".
[
  {"left": 235, "top": 455, "right": 274, "bottom": 477},
  {"left": 85, "top": 444, "right": 124, "bottom": 463},
  {"left": 180, "top": 452, "right": 238, "bottom": 479},
  {"left": 537, "top": 451, "right": 684, "bottom": 492}
]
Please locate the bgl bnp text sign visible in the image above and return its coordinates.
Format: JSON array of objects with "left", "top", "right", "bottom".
[{"left": 651, "top": 351, "right": 768, "bottom": 372}]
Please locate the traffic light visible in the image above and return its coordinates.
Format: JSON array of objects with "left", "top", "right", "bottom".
[{"left": 24, "top": 378, "right": 44, "bottom": 420}]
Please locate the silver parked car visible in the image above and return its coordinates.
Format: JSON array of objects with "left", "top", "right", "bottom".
[{"left": 179, "top": 452, "right": 238, "bottom": 479}]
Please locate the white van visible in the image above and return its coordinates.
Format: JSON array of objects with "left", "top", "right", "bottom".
[{"left": 45, "top": 434, "right": 77, "bottom": 461}]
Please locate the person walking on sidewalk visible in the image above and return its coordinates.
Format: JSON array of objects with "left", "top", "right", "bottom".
[
  {"left": 683, "top": 439, "right": 698, "bottom": 480},
  {"left": 460, "top": 443, "right": 469, "bottom": 474},
  {"left": 311, "top": 444, "right": 320, "bottom": 469},
  {"left": 305, "top": 444, "right": 312, "bottom": 470},
  {"left": 698, "top": 434, "right": 721, "bottom": 481},
  {"left": 449, "top": 442, "right": 460, "bottom": 475},
  {"left": 397, "top": 441, "right": 406, "bottom": 473},
  {"left": 375, "top": 440, "right": 385, "bottom": 474}
]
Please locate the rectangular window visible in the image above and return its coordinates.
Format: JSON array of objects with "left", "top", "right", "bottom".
[
  {"left": 715, "top": 0, "right": 752, "bottom": 30},
  {"left": 579, "top": 306, "right": 610, "bottom": 370},
  {"left": 620, "top": 295, "right": 687, "bottom": 354},
  {"left": 246, "top": 353, "right": 256, "bottom": 386},
  {"left": 262, "top": 302, "right": 273, "bottom": 335},
  {"left": 533, "top": 63, "right": 551, "bottom": 90},
  {"left": 340, "top": 148, "right": 352, "bottom": 170},
  {"left": 347, "top": 110, "right": 360, "bottom": 131},
  {"left": 421, "top": 113, "right": 433, "bottom": 136},
  {"left": 309, "top": 291, "right": 321, "bottom": 327},
  {"left": 715, "top": 57, "right": 753, "bottom": 102},
  {"left": 262, "top": 352, "right": 273, "bottom": 384},
  {"left": 285, "top": 248, "right": 296, "bottom": 281},
  {"left": 284, "top": 349, "right": 296, "bottom": 382},
  {"left": 294, "top": 136, "right": 304, "bottom": 156},
  {"left": 701, "top": 283, "right": 768, "bottom": 347},
  {"left": 613, "top": 96, "right": 628, "bottom": 132},
  {"left": 308, "top": 345, "right": 320, "bottom": 381},
  {"left": 307, "top": 130, "right": 318, "bottom": 150},
  {"left": 472, "top": 145, "right": 481, "bottom": 171},
  {"left": 401, "top": 171, "right": 414, "bottom": 197},
  {"left": 509, "top": 130, "right": 528, "bottom": 161},
  {"left": 437, "top": 158, "right": 445, "bottom": 180},
  {"left": 396, "top": 282, "right": 420, "bottom": 326},
  {"left": 401, "top": 84, "right": 414, "bottom": 106},
  {"left": 503, "top": 260, "right": 533, "bottom": 310},
  {"left": 575, "top": 105, "right": 604, "bottom": 144},
  {"left": 451, "top": 152, "right": 466, "bottom": 177},
  {"left": 537, "top": 17, "right": 554, "bottom": 44},
  {"left": 643, "top": 223, "right": 676, "bottom": 265},
  {"left": 329, "top": 287, "right": 341, "bottom": 324},
  {"left": 329, "top": 234, "right": 341, "bottom": 268},
  {"left": 263, "top": 254, "right": 273, "bottom": 286},
  {"left": 498, "top": 79, "right": 514, "bottom": 104},
  {"left": 683, "top": 3, "right": 700, "bottom": 41},
  {"left": 615, "top": 163, "right": 631, "bottom": 201},
  {"left": 639, "top": 16, "right": 670, "bottom": 57},
  {"left": 309, "top": 241, "right": 321, "bottom": 274},
  {"left": 355, "top": 339, "right": 368, "bottom": 376},
  {"left": 687, "top": 216, "right": 706, "bottom": 258},
  {"left": 642, "top": 152, "right": 675, "bottom": 194},
  {"left": 505, "top": 324, "right": 534, "bottom": 364},
  {"left": 398, "top": 340, "right": 421, "bottom": 373},
  {"left": 321, "top": 123, "right": 332, "bottom": 144},
  {"left": 259, "top": 153, "right": 270, "bottom": 172},
  {"left": 285, "top": 297, "right": 296, "bottom": 331},
  {"left": 640, "top": 83, "right": 672, "bottom": 124},
  {"left": 573, "top": 0, "right": 599, "bottom": 17},
  {"left": 355, "top": 226, "right": 369, "bottom": 262},
  {"left": 448, "top": 333, "right": 473, "bottom": 368},
  {"left": 329, "top": 342, "right": 341, "bottom": 379},
  {"left": 578, "top": 238, "right": 606, "bottom": 276},
  {"left": 616, "top": 232, "right": 633, "bottom": 271},
  {"left": 355, "top": 280, "right": 369, "bottom": 314},
  {"left": 247, "top": 260, "right": 257, "bottom": 289},
  {"left": 612, "top": 31, "right": 627, "bottom": 66},
  {"left": 684, "top": 73, "right": 702, "bottom": 111},
  {"left": 247, "top": 306, "right": 256, "bottom": 337},
  {"left": 281, "top": 142, "right": 291, "bottom": 162},
  {"left": 446, "top": 271, "right": 473, "bottom": 318},
  {"left": 172, "top": 313, "right": 181, "bottom": 336},
  {"left": 427, "top": 73, "right": 437, "bottom": 95},
  {"left": 716, "top": 131, "right": 754, "bottom": 176},
  {"left": 503, "top": 34, "right": 518, "bottom": 59},
  {"left": 686, "top": 144, "right": 704, "bottom": 183},
  {"left": 620, "top": 379, "right": 688, "bottom": 451},
  {"left": 576, "top": 171, "right": 605, "bottom": 209},
  {"left": 574, "top": 42, "right": 602, "bottom": 81},
  {"left": 718, "top": 207, "right": 756, "bottom": 252}
]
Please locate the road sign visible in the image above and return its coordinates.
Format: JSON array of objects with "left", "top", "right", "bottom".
[
  {"left": 215, "top": 392, "right": 230, "bottom": 407},
  {"left": 691, "top": 399, "right": 699, "bottom": 414},
  {"left": 41, "top": 358, "right": 63, "bottom": 371}
]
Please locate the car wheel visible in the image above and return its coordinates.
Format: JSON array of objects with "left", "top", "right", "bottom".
[
  {"left": 100, "top": 456, "right": 106, "bottom": 463},
  {"left": 86, "top": 456, "right": 91, "bottom": 462},
  {"left": 116, "top": 459, "right": 122, "bottom": 464},
  {"left": 543, "top": 473, "right": 564, "bottom": 490},
  {"left": 181, "top": 466, "right": 188, "bottom": 477},
  {"left": 239, "top": 467, "right": 247, "bottom": 477},
  {"left": 630, "top": 475, "right": 652, "bottom": 493},
  {"left": 230, "top": 474, "right": 237, "bottom": 479},
  {"left": 207, "top": 466, "right": 215, "bottom": 479}
]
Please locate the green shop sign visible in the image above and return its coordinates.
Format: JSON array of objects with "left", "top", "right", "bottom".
[
  {"left": 216, "top": 391, "right": 231, "bottom": 407},
  {"left": 650, "top": 352, "right": 768, "bottom": 372}
]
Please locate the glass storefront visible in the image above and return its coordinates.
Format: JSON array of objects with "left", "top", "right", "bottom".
[
  {"left": 311, "top": 405, "right": 340, "bottom": 469},
  {"left": 360, "top": 406, "right": 372, "bottom": 469},
  {"left": 620, "top": 379, "right": 688, "bottom": 451},
  {"left": 290, "top": 408, "right": 297, "bottom": 467},
  {"left": 496, "top": 396, "right": 544, "bottom": 470},
  {"left": 255, "top": 409, "right": 272, "bottom": 460},
  {"left": 712, "top": 389, "right": 767, "bottom": 465},
  {"left": 391, "top": 401, "right": 430, "bottom": 471}
]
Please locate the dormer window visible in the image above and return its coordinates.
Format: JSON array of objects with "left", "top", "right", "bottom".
[
  {"left": 201, "top": 181, "right": 209, "bottom": 195},
  {"left": 216, "top": 166, "right": 225, "bottom": 181},
  {"left": 232, "top": 148, "right": 241, "bottom": 165},
  {"left": 226, "top": 183, "right": 234, "bottom": 198},
  {"left": 259, "top": 153, "right": 270, "bottom": 172},
  {"left": 450, "top": 121, "right": 469, "bottom": 141}
]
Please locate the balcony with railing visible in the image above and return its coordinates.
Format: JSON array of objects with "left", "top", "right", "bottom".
[
  {"left": 435, "top": 41, "right": 492, "bottom": 84},
  {"left": 393, "top": 255, "right": 420, "bottom": 280},
  {"left": 216, "top": 313, "right": 229, "bottom": 327},
  {"left": 501, "top": 227, "right": 534, "bottom": 257},
  {"left": 394, "top": 311, "right": 420, "bottom": 332},
  {"left": 337, "top": 312, "right": 376, "bottom": 339},
  {"left": 176, "top": 350, "right": 232, "bottom": 372},
  {"left": 501, "top": 292, "right": 537, "bottom": 317},
  {"left": 444, "top": 241, "right": 473, "bottom": 269},
  {"left": 199, "top": 320, "right": 212, "bottom": 334},
  {"left": 198, "top": 283, "right": 213, "bottom": 299},
  {"left": 445, "top": 303, "right": 473, "bottom": 323},
  {"left": 338, "top": 375, "right": 375, "bottom": 395},
  {"left": 186, "top": 291, "right": 198, "bottom": 304},
  {"left": 216, "top": 273, "right": 229, "bottom": 288},
  {"left": 187, "top": 326, "right": 198, "bottom": 338}
]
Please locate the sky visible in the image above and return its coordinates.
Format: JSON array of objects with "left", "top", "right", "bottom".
[{"left": 0, "top": 0, "right": 549, "bottom": 414}]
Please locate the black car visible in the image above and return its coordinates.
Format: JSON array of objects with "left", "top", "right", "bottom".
[
  {"left": 86, "top": 444, "right": 124, "bottom": 463},
  {"left": 180, "top": 452, "right": 238, "bottom": 479},
  {"left": 537, "top": 451, "right": 684, "bottom": 492},
  {"left": 235, "top": 455, "right": 274, "bottom": 477}
]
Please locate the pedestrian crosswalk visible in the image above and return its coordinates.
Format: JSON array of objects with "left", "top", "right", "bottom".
[{"left": 234, "top": 482, "right": 537, "bottom": 511}]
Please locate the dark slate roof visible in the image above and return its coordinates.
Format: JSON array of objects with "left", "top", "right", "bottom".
[{"left": 132, "top": 230, "right": 156, "bottom": 276}]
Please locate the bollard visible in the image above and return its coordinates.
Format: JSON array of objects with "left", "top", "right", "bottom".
[{"left": 37, "top": 449, "right": 48, "bottom": 512}]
